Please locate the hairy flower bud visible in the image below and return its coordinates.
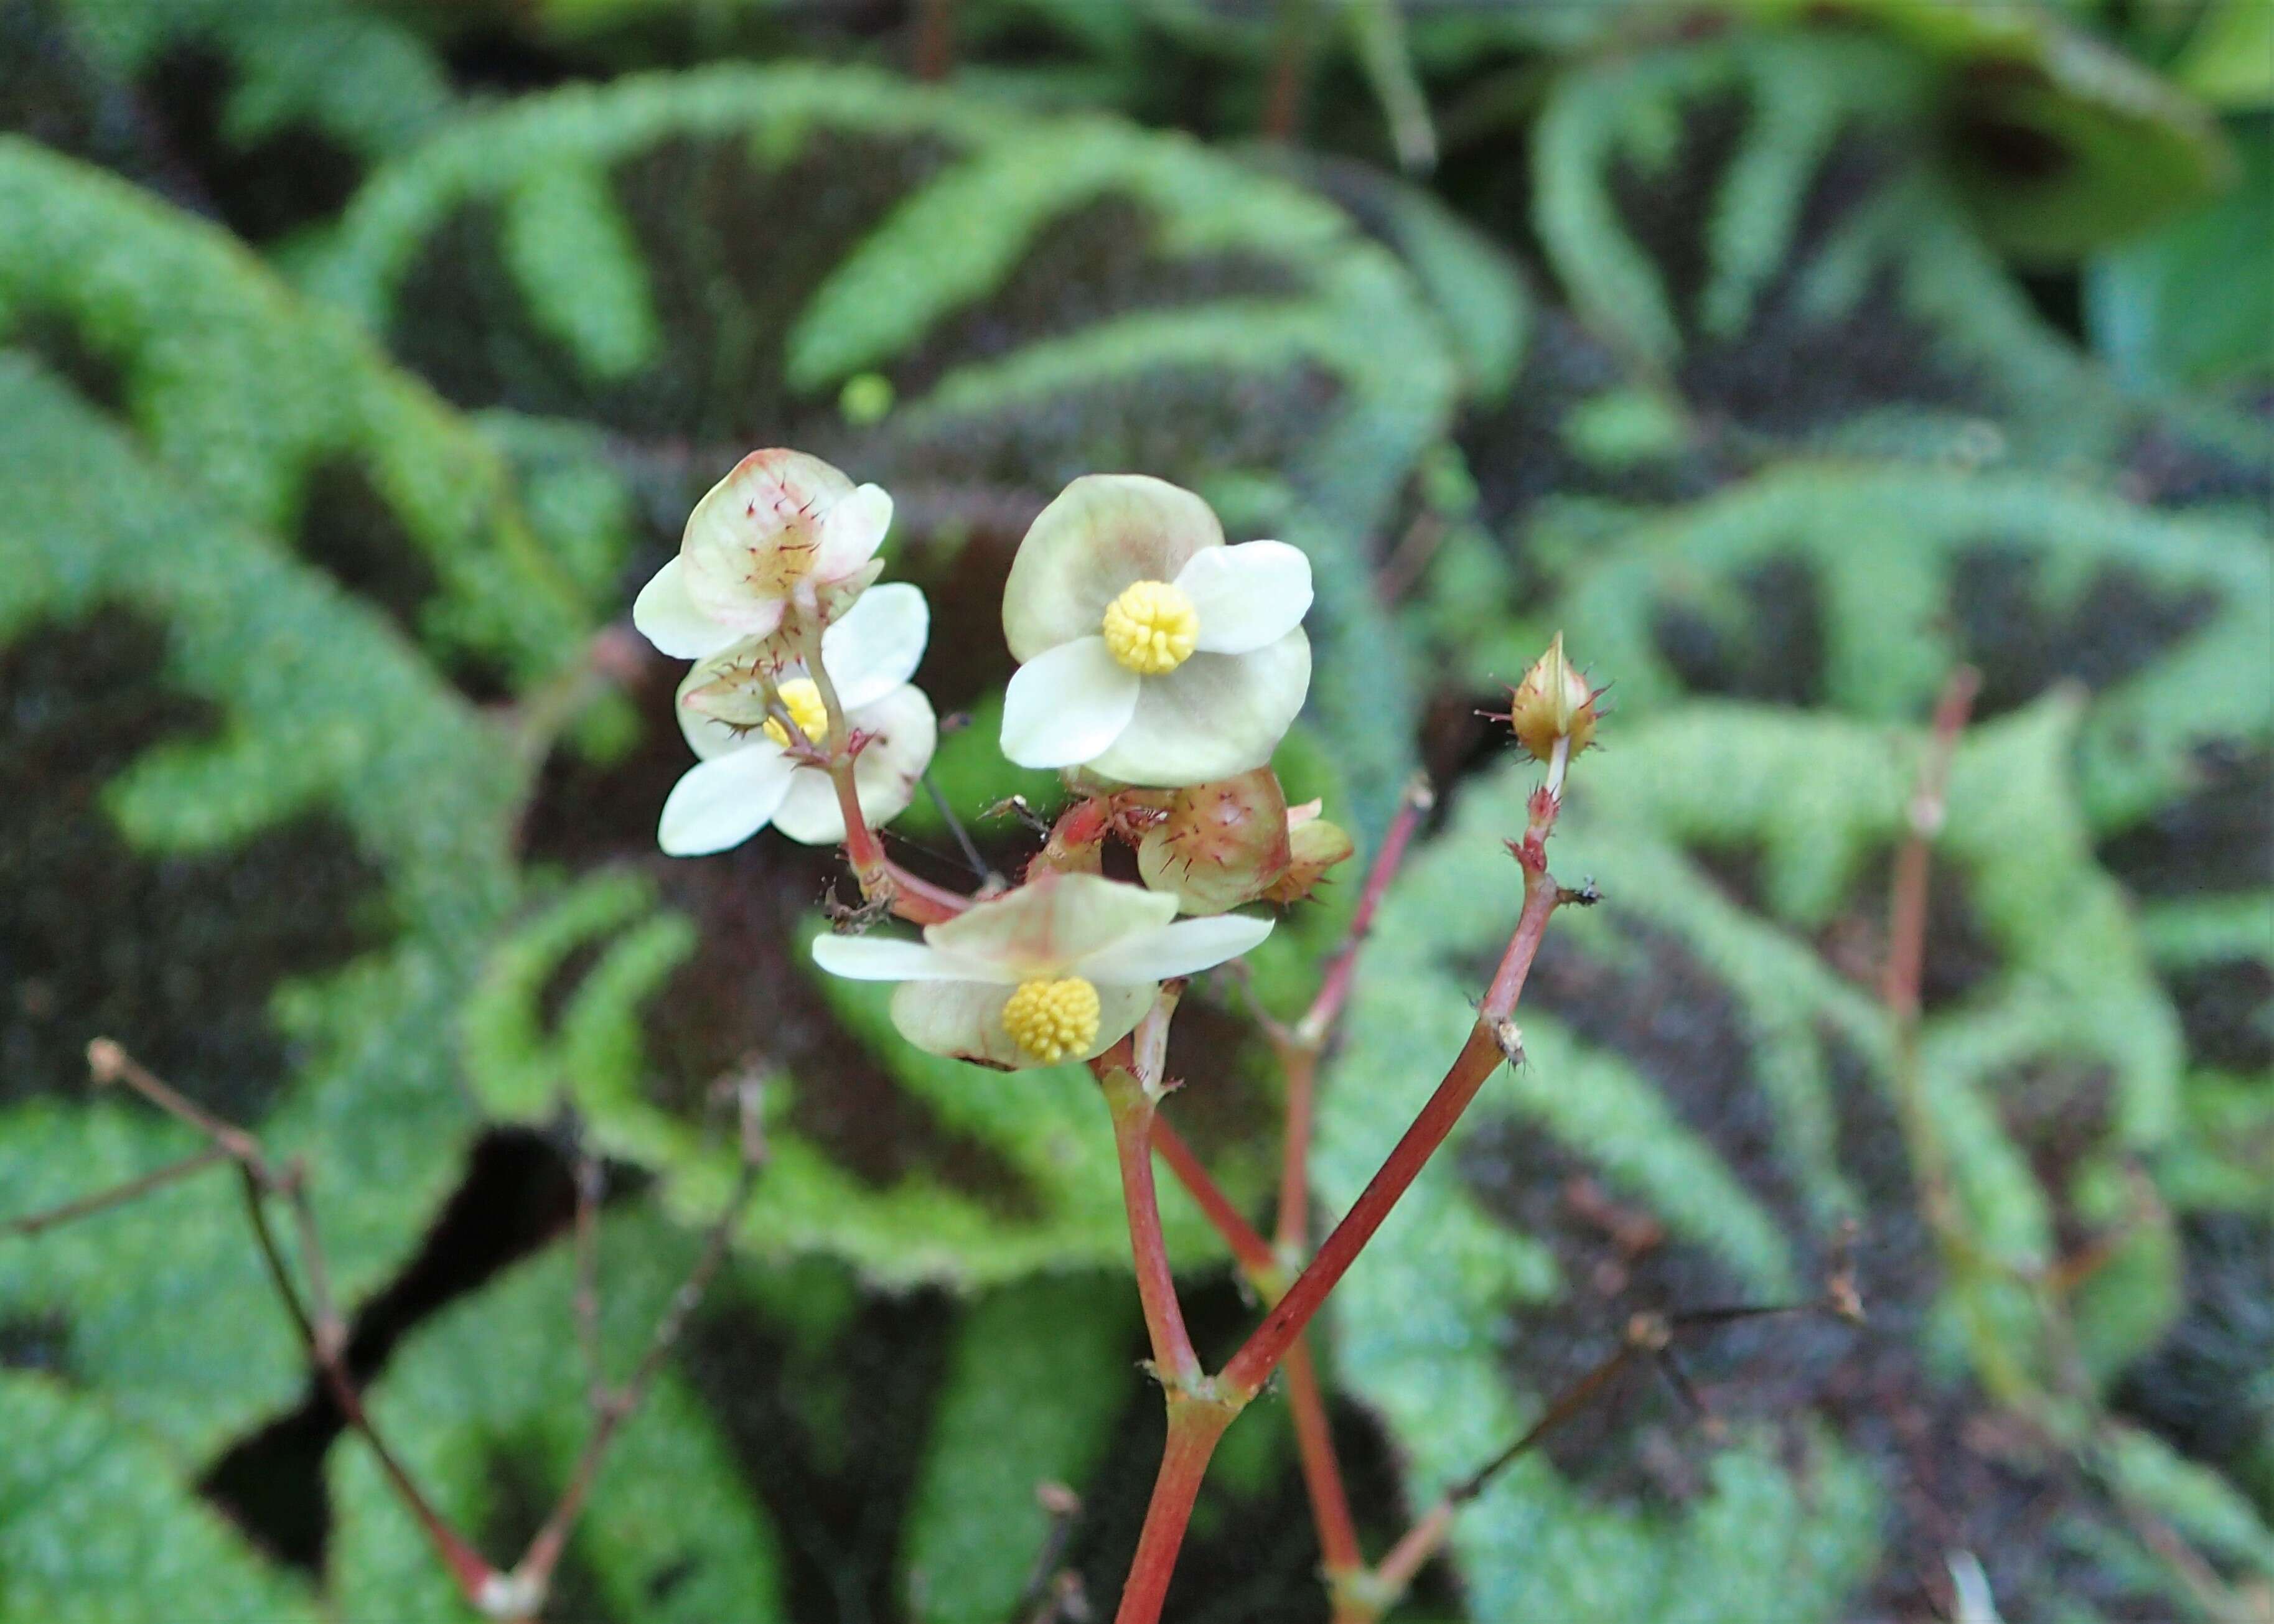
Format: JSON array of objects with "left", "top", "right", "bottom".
[
  {"left": 1504, "top": 632, "right": 1600, "bottom": 762},
  {"left": 1261, "top": 801, "right": 1355, "bottom": 905},
  {"left": 1136, "top": 768, "right": 1293, "bottom": 915}
]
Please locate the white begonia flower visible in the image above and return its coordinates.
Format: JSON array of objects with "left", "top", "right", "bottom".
[
  {"left": 811, "top": 871, "right": 1273, "bottom": 1069},
  {"left": 998, "top": 475, "right": 1313, "bottom": 788},
  {"left": 658, "top": 583, "right": 935, "bottom": 856},
  {"left": 634, "top": 448, "right": 894, "bottom": 662}
]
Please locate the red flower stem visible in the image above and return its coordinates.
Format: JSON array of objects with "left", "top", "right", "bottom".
[
  {"left": 1221, "top": 859, "right": 1560, "bottom": 1402},
  {"left": 1297, "top": 773, "right": 1433, "bottom": 1047},
  {"left": 1149, "top": 1115, "right": 1276, "bottom": 1282},
  {"left": 1883, "top": 667, "right": 1980, "bottom": 1023},
  {"left": 1097, "top": 1053, "right": 1202, "bottom": 1389},
  {"left": 798, "top": 620, "right": 970, "bottom": 925},
  {"left": 1283, "top": 1336, "right": 1364, "bottom": 1575},
  {"left": 1151, "top": 1110, "right": 1359, "bottom": 1576},
  {"left": 1113, "top": 1394, "right": 1238, "bottom": 1624},
  {"left": 1274, "top": 1042, "right": 1321, "bottom": 1258}
]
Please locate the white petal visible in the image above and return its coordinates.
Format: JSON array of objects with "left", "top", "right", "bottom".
[
  {"left": 767, "top": 766, "right": 848, "bottom": 847},
  {"left": 656, "top": 745, "right": 795, "bottom": 856},
  {"left": 771, "top": 686, "right": 937, "bottom": 845},
  {"left": 889, "top": 981, "right": 1019, "bottom": 1066},
  {"left": 818, "top": 582, "right": 928, "bottom": 711},
  {"left": 1079, "top": 912, "right": 1275, "bottom": 984},
  {"left": 633, "top": 558, "right": 742, "bottom": 660},
  {"left": 924, "top": 870, "right": 1176, "bottom": 981},
  {"left": 1001, "top": 475, "right": 1225, "bottom": 660},
  {"left": 1087, "top": 630, "right": 1311, "bottom": 788},
  {"left": 810, "top": 934, "right": 975, "bottom": 981},
  {"left": 999, "top": 637, "right": 1141, "bottom": 770},
  {"left": 889, "top": 979, "right": 1153, "bottom": 1070},
  {"left": 675, "top": 635, "right": 790, "bottom": 761},
  {"left": 813, "top": 483, "right": 893, "bottom": 583},
  {"left": 1176, "top": 541, "right": 1313, "bottom": 655},
  {"left": 680, "top": 449, "right": 852, "bottom": 629}
]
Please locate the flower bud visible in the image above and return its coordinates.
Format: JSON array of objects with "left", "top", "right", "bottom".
[
  {"left": 1136, "top": 768, "right": 1293, "bottom": 915},
  {"left": 1504, "top": 632, "right": 1600, "bottom": 761},
  {"left": 1261, "top": 801, "right": 1355, "bottom": 905}
]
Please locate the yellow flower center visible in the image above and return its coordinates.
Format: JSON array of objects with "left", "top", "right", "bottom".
[
  {"left": 1100, "top": 581, "right": 1199, "bottom": 676},
  {"left": 760, "top": 678, "right": 830, "bottom": 749},
  {"left": 1001, "top": 976, "right": 1102, "bottom": 1063}
]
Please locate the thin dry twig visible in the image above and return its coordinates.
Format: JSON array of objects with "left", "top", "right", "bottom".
[
  {"left": 80, "top": 1040, "right": 499, "bottom": 1602},
  {"left": 3, "top": 1144, "right": 230, "bottom": 1238},
  {"left": 507, "top": 1076, "right": 769, "bottom": 1605},
  {"left": 573, "top": 1143, "right": 607, "bottom": 1412},
  {"left": 53, "top": 1039, "right": 777, "bottom": 1622},
  {"left": 1010, "top": 1482, "right": 1087, "bottom": 1624},
  {"left": 1360, "top": 1279, "right": 1866, "bottom": 1612}
]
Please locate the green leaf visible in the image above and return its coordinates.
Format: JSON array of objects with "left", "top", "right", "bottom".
[
  {"left": 0, "top": 344, "right": 523, "bottom": 1452},
  {"left": 1546, "top": 462, "right": 2272, "bottom": 836},
  {"left": 2087, "top": 114, "right": 2274, "bottom": 393},
  {"left": 303, "top": 63, "right": 1456, "bottom": 822},
  {"left": 328, "top": 1209, "right": 788, "bottom": 1623},
  {"left": 901, "top": 1274, "right": 1135, "bottom": 1621},
  {"left": 1320, "top": 699, "right": 2198, "bottom": 1615},
  {"left": 1532, "top": 32, "right": 2127, "bottom": 464},
  {"left": 0, "top": 1373, "right": 317, "bottom": 1622},
  {"left": 0, "top": 141, "right": 596, "bottom": 688}
]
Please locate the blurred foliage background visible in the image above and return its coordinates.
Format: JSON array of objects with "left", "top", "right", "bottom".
[{"left": 1, "top": 1, "right": 2268, "bottom": 1620}]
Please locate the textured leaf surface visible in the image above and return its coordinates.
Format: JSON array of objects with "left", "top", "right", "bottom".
[
  {"left": 0, "top": 348, "right": 522, "bottom": 1454},
  {"left": 1319, "top": 701, "right": 2235, "bottom": 1618},
  {"left": 304, "top": 63, "right": 1454, "bottom": 822},
  {"left": 0, "top": 1374, "right": 317, "bottom": 1623},
  {"left": 328, "top": 1210, "right": 787, "bottom": 1623},
  {"left": 0, "top": 141, "right": 596, "bottom": 689}
]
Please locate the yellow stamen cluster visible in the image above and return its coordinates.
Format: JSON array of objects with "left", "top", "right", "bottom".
[
  {"left": 1100, "top": 580, "right": 1199, "bottom": 675},
  {"left": 1001, "top": 975, "right": 1102, "bottom": 1063},
  {"left": 760, "top": 677, "right": 830, "bottom": 749}
]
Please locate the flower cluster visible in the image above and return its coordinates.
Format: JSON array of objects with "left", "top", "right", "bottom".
[
  {"left": 635, "top": 449, "right": 1349, "bottom": 1068},
  {"left": 634, "top": 450, "right": 935, "bottom": 853}
]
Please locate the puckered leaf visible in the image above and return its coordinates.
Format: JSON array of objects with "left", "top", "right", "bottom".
[
  {"left": 1318, "top": 699, "right": 2236, "bottom": 1618},
  {"left": 0, "top": 352, "right": 523, "bottom": 1456},
  {"left": 304, "top": 62, "right": 1456, "bottom": 824},
  {"left": 0, "top": 1373, "right": 318, "bottom": 1623},
  {"left": 0, "top": 141, "right": 597, "bottom": 691},
  {"left": 327, "top": 1209, "right": 787, "bottom": 1623}
]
